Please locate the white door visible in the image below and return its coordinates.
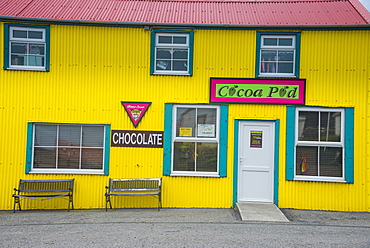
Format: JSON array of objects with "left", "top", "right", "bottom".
[{"left": 238, "top": 121, "right": 275, "bottom": 203}]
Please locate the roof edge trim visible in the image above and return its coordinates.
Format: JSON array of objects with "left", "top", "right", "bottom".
[{"left": 1, "top": 16, "right": 370, "bottom": 30}]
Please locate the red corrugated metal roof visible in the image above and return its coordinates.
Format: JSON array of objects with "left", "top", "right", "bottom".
[{"left": 0, "top": 0, "right": 369, "bottom": 26}]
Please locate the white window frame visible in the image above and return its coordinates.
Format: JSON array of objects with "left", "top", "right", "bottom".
[
  {"left": 8, "top": 26, "right": 47, "bottom": 71},
  {"left": 154, "top": 33, "right": 190, "bottom": 75},
  {"left": 171, "top": 105, "right": 220, "bottom": 177},
  {"left": 259, "top": 35, "right": 296, "bottom": 77},
  {"left": 29, "top": 124, "right": 108, "bottom": 175},
  {"left": 294, "top": 107, "right": 345, "bottom": 182}
]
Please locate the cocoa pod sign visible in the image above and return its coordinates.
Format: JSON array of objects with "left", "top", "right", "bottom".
[{"left": 210, "top": 78, "right": 305, "bottom": 104}]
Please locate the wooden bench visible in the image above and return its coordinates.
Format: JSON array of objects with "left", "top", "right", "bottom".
[
  {"left": 12, "top": 179, "right": 74, "bottom": 212},
  {"left": 105, "top": 178, "right": 162, "bottom": 211}
]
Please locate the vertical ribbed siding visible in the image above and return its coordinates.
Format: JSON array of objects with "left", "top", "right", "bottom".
[{"left": 0, "top": 24, "right": 369, "bottom": 211}]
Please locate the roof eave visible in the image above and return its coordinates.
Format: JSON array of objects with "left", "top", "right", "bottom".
[{"left": 1, "top": 16, "right": 370, "bottom": 30}]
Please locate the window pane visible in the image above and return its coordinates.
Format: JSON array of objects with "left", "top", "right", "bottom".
[
  {"left": 299, "top": 111, "right": 319, "bottom": 141},
  {"left": 82, "top": 126, "right": 104, "bottom": 147},
  {"left": 28, "top": 31, "right": 43, "bottom": 39},
  {"left": 197, "top": 108, "right": 217, "bottom": 138},
  {"left": 13, "top": 30, "right": 27, "bottom": 38},
  {"left": 278, "top": 63, "right": 293, "bottom": 73},
  {"left": 59, "top": 126, "right": 81, "bottom": 147},
  {"left": 261, "top": 50, "right": 277, "bottom": 73},
  {"left": 158, "top": 36, "right": 172, "bottom": 44},
  {"left": 319, "top": 147, "right": 343, "bottom": 177},
  {"left": 296, "top": 146, "right": 318, "bottom": 176},
  {"left": 156, "top": 60, "right": 171, "bottom": 70},
  {"left": 33, "top": 147, "right": 56, "bottom": 168},
  {"left": 11, "top": 42, "right": 27, "bottom": 54},
  {"left": 35, "top": 125, "right": 57, "bottom": 146},
  {"left": 29, "top": 44, "right": 44, "bottom": 55},
  {"left": 28, "top": 55, "right": 44, "bottom": 66},
  {"left": 264, "top": 38, "right": 277, "bottom": 46},
  {"left": 196, "top": 142, "right": 217, "bottom": 172},
  {"left": 173, "top": 36, "right": 186, "bottom": 44},
  {"left": 156, "top": 49, "right": 171, "bottom": 59},
  {"left": 320, "top": 112, "right": 341, "bottom": 142},
  {"left": 173, "top": 49, "right": 188, "bottom": 59},
  {"left": 278, "top": 38, "right": 293, "bottom": 46},
  {"left": 278, "top": 51, "right": 294, "bottom": 62},
  {"left": 173, "top": 61, "right": 187, "bottom": 71},
  {"left": 176, "top": 108, "right": 196, "bottom": 137},
  {"left": 81, "top": 148, "right": 103, "bottom": 169},
  {"left": 173, "top": 142, "right": 195, "bottom": 171},
  {"left": 58, "top": 148, "right": 80, "bottom": 169}
]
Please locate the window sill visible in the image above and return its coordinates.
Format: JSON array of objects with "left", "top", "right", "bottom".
[
  {"left": 6, "top": 67, "right": 47, "bottom": 72},
  {"left": 170, "top": 172, "right": 220, "bottom": 177},
  {"left": 152, "top": 72, "right": 191, "bottom": 76},
  {"left": 28, "top": 169, "right": 105, "bottom": 175},
  {"left": 293, "top": 176, "right": 347, "bottom": 183},
  {"left": 258, "top": 74, "right": 296, "bottom": 78}
]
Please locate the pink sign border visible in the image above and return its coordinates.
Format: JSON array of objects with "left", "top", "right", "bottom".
[
  {"left": 121, "top": 101, "right": 152, "bottom": 128},
  {"left": 210, "top": 78, "right": 306, "bottom": 104}
]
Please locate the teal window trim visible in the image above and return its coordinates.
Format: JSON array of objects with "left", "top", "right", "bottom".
[
  {"left": 163, "top": 103, "right": 228, "bottom": 177},
  {"left": 163, "top": 103, "right": 173, "bottom": 175},
  {"left": 286, "top": 106, "right": 354, "bottom": 183},
  {"left": 103, "top": 125, "right": 111, "bottom": 175},
  {"left": 286, "top": 106, "right": 296, "bottom": 180},
  {"left": 4, "top": 24, "right": 50, "bottom": 71},
  {"left": 25, "top": 123, "right": 34, "bottom": 174},
  {"left": 256, "top": 32, "right": 301, "bottom": 78},
  {"left": 25, "top": 123, "right": 110, "bottom": 174},
  {"left": 150, "top": 30, "right": 194, "bottom": 76},
  {"left": 344, "top": 108, "right": 354, "bottom": 183}
]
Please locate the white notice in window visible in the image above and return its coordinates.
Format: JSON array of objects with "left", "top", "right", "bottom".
[{"left": 198, "top": 124, "right": 215, "bottom": 137}]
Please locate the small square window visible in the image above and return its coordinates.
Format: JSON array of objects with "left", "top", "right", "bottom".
[
  {"left": 257, "top": 33, "right": 300, "bottom": 78},
  {"left": 5, "top": 25, "right": 49, "bottom": 71},
  {"left": 151, "top": 31, "right": 193, "bottom": 76}
]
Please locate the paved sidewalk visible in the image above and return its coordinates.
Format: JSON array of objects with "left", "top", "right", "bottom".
[
  {"left": 1, "top": 207, "right": 369, "bottom": 226},
  {"left": 0, "top": 208, "right": 369, "bottom": 247}
]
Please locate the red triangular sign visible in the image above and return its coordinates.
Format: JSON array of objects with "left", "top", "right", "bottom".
[{"left": 121, "top": 102, "right": 152, "bottom": 128}]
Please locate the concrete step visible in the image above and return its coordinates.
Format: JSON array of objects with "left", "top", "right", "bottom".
[{"left": 236, "top": 202, "right": 289, "bottom": 222}]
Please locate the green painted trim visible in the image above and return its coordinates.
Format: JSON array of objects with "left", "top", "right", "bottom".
[
  {"left": 286, "top": 106, "right": 296, "bottom": 180},
  {"left": 4, "top": 24, "right": 10, "bottom": 69},
  {"left": 295, "top": 32, "right": 301, "bottom": 78},
  {"left": 345, "top": 108, "right": 354, "bottom": 183},
  {"left": 256, "top": 32, "right": 301, "bottom": 78},
  {"left": 45, "top": 25, "right": 50, "bottom": 72},
  {"left": 150, "top": 30, "right": 194, "bottom": 76},
  {"left": 104, "top": 125, "right": 111, "bottom": 175},
  {"left": 219, "top": 105, "right": 228, "bottom": 177},
  {"left": 3, "top": 23, "right": 50, "bottom": 71},
  {"left": 188, "top": 30, "right": 194, "bottom": 76},
  {"left": 150, "top": 30, "right": 156, "bottom": 75},
  {"left": 25, "top": 123, "right": 34, "bottom": 174},
  {"left": 163, "top": 103, "right": 173, "bottom": 175}
]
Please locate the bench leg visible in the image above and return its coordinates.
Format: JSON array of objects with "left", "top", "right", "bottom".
[
  {"left": 158, "top": 193, "right": 161, "bottom": 211},
  {"left": 68, "top": 194, "right": 74, "bottom": 212},
  {"left": 105, "top": 194, "right": 112, "bottom": 211},
  {"left": 13, "top": 196, "right": 21, "bottom": 213}
]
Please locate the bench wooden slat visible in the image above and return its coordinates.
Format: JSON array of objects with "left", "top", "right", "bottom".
[
  {"left": 105, "top": 178, "right": 162, "bottom": 211},
  {"left": 13, "top": 179, "right": 74, "bottom": 212}
]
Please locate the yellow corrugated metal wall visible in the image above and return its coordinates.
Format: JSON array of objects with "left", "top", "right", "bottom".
[
  {"left": 278, "top": 30, "right": 370, "bottom": 211},
  {"left": 0, "top": 24, "right": 369, "bottom": 211}
]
